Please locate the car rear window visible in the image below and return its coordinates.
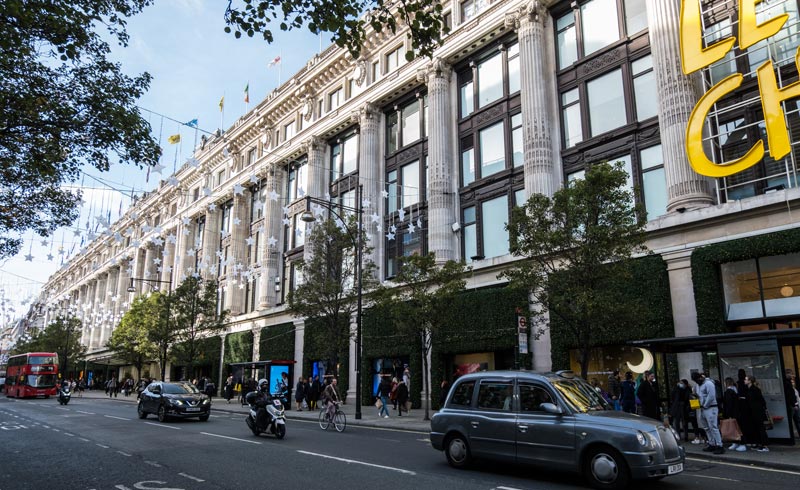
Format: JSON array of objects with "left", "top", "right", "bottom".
[
  {"left": 449, "top": 381, "right": 475, "bottom": 407},
  {"left": 477, "top": 381, "right": 513, "bottom": 411}
]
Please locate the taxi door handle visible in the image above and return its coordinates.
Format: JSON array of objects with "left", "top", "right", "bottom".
[
  {"left": 518, "top": 425, "right": 528, "bottom": 433},
  {"left": 471, "top": 421, "right": 480, "bottom": 428}
]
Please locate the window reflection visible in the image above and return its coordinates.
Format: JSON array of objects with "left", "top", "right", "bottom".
[
  {"left": 581, "top": 0, "right": 620, "bottom": 56},
  {"left": 587, "top": 69, "right": 626, "bottom": 136},
  {"left": 479, "top": 122, "right": 506, "bottom": 177},
  {"left": 481, "top": 195, "right": 509, "bottom": 259},
  {"left": 478, "top": 52, "right": 503, "bottom": 108}
]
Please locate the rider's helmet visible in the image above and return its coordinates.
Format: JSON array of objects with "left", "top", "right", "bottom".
[{"left": 258, "top": 378, "right": 269, "bottom": 393}]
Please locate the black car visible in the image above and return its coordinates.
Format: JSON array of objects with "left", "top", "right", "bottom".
[{"left": 137, "top": 381, "right": 210, "bottom": 422}]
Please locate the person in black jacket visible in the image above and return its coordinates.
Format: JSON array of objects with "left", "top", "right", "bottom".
[
  {"left": 745, "top": 375, "right": 770, "bottom": 452},
  {"left": 378, "top": 375, "right": 392, "bottom": 418},
  {"left": 621, "top": 372, "right": 636, "bottom": 414},
  {"left": 395, "top": 379, "right": 409, "bottom": 417},
  {"left": 295, "top": 376, "right": 306, "bottom": 411},
  {"left": 669, "top": 379, "right": 690, "bottom": 441},
  {"left": 637, "top": 371, "right": 660, "bottom": 420}
]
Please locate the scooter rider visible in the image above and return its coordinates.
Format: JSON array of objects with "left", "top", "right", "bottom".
[{"left": 253, "top": 379, "right": 273, "bottom": 430}]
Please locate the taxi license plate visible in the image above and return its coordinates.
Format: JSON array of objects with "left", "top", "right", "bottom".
[
  {"left": 668, "top": 463, "right": 683, "bottom": 475},
  {"left": 185, "top": 407, "right": 201, "bottom": 412}
]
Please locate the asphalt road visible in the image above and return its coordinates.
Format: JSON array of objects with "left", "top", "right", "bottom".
[{"left": 1, "top": 396, "right": 799, "bottom": 490}]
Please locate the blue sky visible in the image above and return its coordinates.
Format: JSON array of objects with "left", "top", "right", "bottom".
[{"left": 0, "top": 0, "right": 332, "bottom": 320}]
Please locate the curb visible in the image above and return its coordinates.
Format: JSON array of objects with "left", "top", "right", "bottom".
[{"left": 686, "top": 453, "right": 800, "bottom": 473}]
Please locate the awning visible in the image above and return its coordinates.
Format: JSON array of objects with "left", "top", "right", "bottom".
[{"left": 628, "top": 328, "right": 800, "bottom": 353}]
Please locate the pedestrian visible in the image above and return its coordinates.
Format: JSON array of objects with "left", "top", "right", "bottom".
[
  {"left": 439, "top": 379, "right": 450, "bottom": 408},
  {"left": 295, "top": 376, "right": 306, "bottom": 411},
  {"left": 696, "top": 372, "right": 724, "bottom": 454},
  {"left": 395, "top": 379, "right": 409, "bottom": 417},
  {"left": 280, "top": 372, "right": 291, "bottom": 409},
  {"left": 107, "top": 376, "right": 118, "bottom": 398},
  {"left": 389, "top": 377, "right": 399, "bottom": 410},
  {"left": 378, "top": 375, "right": 391, "bottom": 418},
  {"left": 789, "top": 375, "right": 800, "bottom": 438},
  {"left": 669, "top": 379, "right": 690, "bottom": 441},
  {"left": 403, "top": 365, "right": 411, "bottom": 392},
  {"left": 204, "top": 378, "right": 216, "bottom": 400},
  {"left": 745, "top": 375, "right": 770, "bottom": 452},
  {"left": 636, "top": 371, "right": 659, "bottom": 420},
  {"left": 607, "top": 370, "right": 622, "bottom": 411},
  {"left": 224, "top": 374, "right": 234, "bottom": 403},
  {"left": 621, "top": 372, "right": 636, "bottom": 414},
  {"left": 310, "top": 375, "right": 321, "bottom": 410},
  {"left": 784, "top": 369, "right": 799, "bottom": 438}
]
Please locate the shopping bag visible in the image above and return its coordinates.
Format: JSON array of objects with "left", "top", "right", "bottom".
[
  {"left": 375, "top": 398, "right": 383, "bottom": 409},
  {"left": 720, "top": 418, "right": 742, "bottom": 442},
  {"left": 689, "top": 397, "right": 701, "bottom": 410},
  {"left": 404, "top": 400, "right": 412, "bottom": 412}
]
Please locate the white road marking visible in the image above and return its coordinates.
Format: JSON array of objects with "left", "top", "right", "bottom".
[
  {"left": 144, "top": 422, "right": 180, "bottom": 430},
  {"left": 495, "top": 487, "right": 523, "bottom": 490},
  {"left": 178, "top": 473, "right": 205, "bottom": 483},
  {"left": 64, "top": 432, "right": 74, "bottom": 436},
  {"left": 297, "top": 450, "right": 417, "bottom": 475},
  {"left": 116, "top": 451, "right": 132, "bottom": 457},
  {"left": 76, "top": 410, "right": 95, "bottom": 415},
  {"left": 52, "top": 428, "right": 60, "bottom": 432},
  {"left": 290, "top": 418, "right": 429, "bottom": 434},
  {"left": 693, "top": 475, "right": 739, "bottom": 482},
  {"left": 417, "top": 438, "right": 431, "bottom": 442},
  {"left": 686, "top": 457, "right": 800, "bottom": 475},
  {"left": 42, "top": 425, "right": 50, "bottom": 429},
  {"left": 79, "top": 437, "right": 90, "bottom": 442},
  {"left": 144, "top": 461, "right": 162, "bottom": 467},
  {"left": 55, "top": 407, "right": 69, "bottom": 411},
  {"left": 200, "top": 432, "right": 261, "bottom": 445},
  {"left": 96, "top": 444, "right": 109, "bottom": 449},
  {"left": 104, "top": 415, "right": 130, "bottom": 421}
]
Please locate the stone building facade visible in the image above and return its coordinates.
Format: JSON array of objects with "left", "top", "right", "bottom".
[{"left": 33, "top": 0, "right": 800, "bottom": 408}]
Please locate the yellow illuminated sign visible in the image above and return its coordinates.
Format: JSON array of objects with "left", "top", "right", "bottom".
[{"left": 680, "top": 0, "right": 794, "bottom": 178}]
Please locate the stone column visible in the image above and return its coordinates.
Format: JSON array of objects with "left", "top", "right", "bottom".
[
  {"left": 252, "top": 325, "right": 262, "bottom": 362},
  {"left": 664, "top": 251, "right": 703, "bottom": 381},
  {"left": 647, "top": 0, "right": 714, "bottom": 212},
  {"left": 116, "top": 260, "right": 130, "bottom": 319},
  {"left": 176, "top": 220, "right": 194, "bottom": 286},
  {"left": 133, "top": 248, "right": 146, "bottom": 292},
  {"left": 303, "top": 136, "right": 327, "bottom": 265},
  {"left": 228, "top": 192, "right": 250, "bottom": 315},
  {"left": 202, "top": 207, "right": 221, "bottom": 281},
  {"left": 100, "top": 268, "right": 116, "bottom": 347},
  {"left": 91, "top": 276, "right": 105, "bottom": 350},
  {"left": 352, "top": 103, "right": 385, "bottom": 270},
  {"left": 417, "top": 61, "right": 456, "bottom": 264},
  {"left": 529, "top": 291, "right": 552, "bottom": 372},
  {"left": 218, "top": 332, "right": 227, "bottom": 392},
  {"left": 506, "top": 3, "right": 556, "bottom": 198},
  {"left": 77, "top": 285, "right": 88, "bottom": 346},
  {"left": 143, "top": 245, "right": 156, "bottom": 281},
  {"left": 260, "top": 163, "right": 286, "bottom": 308},
  {"left": 160, "top": 230, "right": 176, "bottom": 290},
  {"left": 293, "top": 319, "right": 305, "bottom": 380}
]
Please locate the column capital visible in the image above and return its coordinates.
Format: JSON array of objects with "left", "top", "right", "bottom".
[
  {"left": 303, "top": 135, "right": 325, "bottom": 154},
  {"left": 416, "top": 57, "right": 451, "bottom": 84},
  {"left": 350, "top": 102, "right": 380, "bottom": 125},
  {"left": 504, "top": 0, "right": 548, "bottom": 30}
]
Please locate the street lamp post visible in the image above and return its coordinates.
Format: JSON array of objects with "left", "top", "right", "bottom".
[
  {"left": 300, "top": 184, "right": 364, "bottom": 420},
  {"left": 127, "top": 277, "right": 172, "bottom": 381}
]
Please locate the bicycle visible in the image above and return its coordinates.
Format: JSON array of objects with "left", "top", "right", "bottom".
[{"left": 318, "top": 401, "right": 346, "bottom": 432}]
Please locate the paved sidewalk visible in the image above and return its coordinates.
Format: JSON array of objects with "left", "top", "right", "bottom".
[{"left": 76, "top": 389, "right": 799, "bottom": 471}]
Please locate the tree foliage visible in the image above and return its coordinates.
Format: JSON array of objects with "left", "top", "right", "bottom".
[
  {"left": 107, "top": 296, "right": 158, "bottom": 379},
  {"left": 501, "top": 162, "right": 648, "bottom": 379},
  {"left": 12, "top": 317, "right": 86, "bottom": 376},
  {"left": 374, "top": 253, "right": 468, "bottom": 420},
  {"left": 0, "top": 0, "right": 161, "bottom": 258},
  {"left": 124, "top": 291, "right": 172, "bottom": 381},
  {"left": 288, "top": 216, "right": 378, "bottom": 378},
  {"left": 224, "top": 0, "right": 448, "bottom": 60},
  {"left": 170, "top": 277, "right": 228, "bottom": 373}
]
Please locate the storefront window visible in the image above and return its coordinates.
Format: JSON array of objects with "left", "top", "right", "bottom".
[
  {"left": 759, "top": 252, "right": 800, "bottom": 317},
  {"left": 722, "top": 259, "right": 763, "bottom": 320}
]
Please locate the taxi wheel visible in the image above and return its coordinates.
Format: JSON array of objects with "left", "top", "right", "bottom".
[
  {"left": 137, "top": 402, "right": 148, "bottom": 419},
  {"left": 444, "top": 433, "right": 472, "bottom": 469},
  {"left": 583, "top": 445, "right": 630, "bottom": 490}
]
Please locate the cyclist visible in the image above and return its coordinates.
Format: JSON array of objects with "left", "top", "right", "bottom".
[{"left": 323, "top": 378, "right": 340, "bottom": 422}]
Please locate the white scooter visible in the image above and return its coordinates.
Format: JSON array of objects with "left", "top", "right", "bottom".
[
  {"left": 245, "top": 390, "right": 286, "bottom": 439},
  {"left": 57, "top": 386, "right": 71, "bottom": 405}
]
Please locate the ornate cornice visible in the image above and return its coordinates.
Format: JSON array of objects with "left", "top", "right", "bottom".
[
  {"left": 416, "top": 57, "right": 452, "bottom": 84},
  {"left": 350, "top": 101, "right": 380, "bottom": 124},
  {"left": 504, "top": 0, "right": 548, "bottom": 30}
]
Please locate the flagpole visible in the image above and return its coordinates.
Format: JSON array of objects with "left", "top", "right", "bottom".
[
  {"left": 220, "top": 92, "right": 225, "bottom": 131},
  {"left": 278, "top": 50, "right": 282, "bottom": 86}
]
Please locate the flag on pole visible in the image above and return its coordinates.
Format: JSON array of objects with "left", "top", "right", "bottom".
[
  {"left": 244, "top": 82, "right": 249, "bottom": 104},
  {"left": 168, "top": 134, "right": 181, "bottom": 144},
  {"left": 268, "top": 55, "right": 281, "bottom": 67},
  {"left": 219, "top": 96, "right": 225, "bottom": 112},
  {"left": 185, "top": 118, "right": 198, "bottom": 128}
]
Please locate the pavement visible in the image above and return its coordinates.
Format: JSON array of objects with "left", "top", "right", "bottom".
[{"left": 80, "top": 388, "right": 800, "bottom": 472}]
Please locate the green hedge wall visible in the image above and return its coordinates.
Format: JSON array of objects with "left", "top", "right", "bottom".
[
  {"left": 169, "top": 336, "right": 222, "bottom": 383},
  {"left": 429, "top": 286, "right": 529, "bottom": 410},
  {"left": 259, "top": 322, "right": 296, "bottom": 361},
  {"left": 692, "top": 227, "right": 800, "bottom": 335},
  {"left": 360, "top": 305, "right": 423, "bottom": 409},
  {"left": 224, "top": 330, "right": 254, "bottom": 366},
  {"left": 549, "top": 254, "right": 674, "bottom": 370},
  {"left": 302, "top": 317, "right": 350, "bottom": 403}
]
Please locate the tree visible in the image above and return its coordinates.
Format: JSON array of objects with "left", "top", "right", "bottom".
[
  {"left": 0, "top": 0, "right": 160, "bottom": 258},
  {"left": 124, "top": 291, "right": 173, "bottom": 381},
  {"left": 374, "top": 253, "right": 468, "bottom": 420},
  {"left": 169, "top": 277, "right": 228, "bottom": 379},
  {"left": 12, "top": 317, "right": 86, "bottom": 377},
  {"left": 107, "top": 297, "right": 158, "bottom": 380},
  {"left": 501, "top": 161, "right": 648, "bottom": 380},
  {"left": 224, "top": 0, "right": 448, "bottom": 60},
  {"left": 288, "top": 216, "right": 378, "bottom": 381}
]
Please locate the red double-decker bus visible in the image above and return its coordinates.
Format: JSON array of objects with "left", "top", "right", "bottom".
[{"left": 4, "top": 352, "right": 59, "bottom": 398}]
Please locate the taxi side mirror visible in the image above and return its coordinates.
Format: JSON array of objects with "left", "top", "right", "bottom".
[{"left": 540, "top": 402, "right": 563, "bottom": 415}]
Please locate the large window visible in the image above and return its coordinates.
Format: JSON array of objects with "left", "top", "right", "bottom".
[
  {"left": 331, "top": 131, "right": 359, "bottom": 181},
  {"left": 387, "top": 97, "right": 428, "bottom": 155},
  {"left": 722, "top": 253, "right": 800, "bottom": 321},
  {"left": 586, "top": 69, "right": 626, "bottom": 137},
  {"left": 329, "top": 87, "right": 343, "bottom": 111},
  {"left": 640, "top": 145, "right": 667, "bottom": 219},
  {"left": 287, "top": 159, "right": 308, "bottom": 202},
  {"left": 386, "top": 45, "right": 404, "bottom": 73},
  {"left": 461, "top": 0, "right": 494, "bottom": 23},
  {"left": 479, "top": 122, "right": 506, "bottom": 177},
  {"left": 481, "top": 195, "right": 509, "bottom": 259},
  {"left": 460, "top": 42, "right": 520, "bottom": 118}
]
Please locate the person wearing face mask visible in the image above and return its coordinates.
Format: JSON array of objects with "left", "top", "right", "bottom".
[
  {"left": 636, "top": 371, "right": 660, "bottom": 420},
  {"left": 669, "top": 379, "right": 690, "bottom": 441}
]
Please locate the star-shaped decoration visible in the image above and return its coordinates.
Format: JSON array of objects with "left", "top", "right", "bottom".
[
  {"left": 126, "top": 267, "right": 134, "bottom": 275},
  {"left": 370, "top": 213, "right": 380, "bottom": 224},
  {"left": 151, "top": 236, "right": 164, "bottom": 247},
  {"left": 143, "top": 270, "right": 151, "bottom": 278},
  {"left": 208, "top": 265, "right": 217, "bottom": 275},
  {"left": 162, "top": 265, "right": 172, "bottom": 274},
  {"left": 386, "top": 232, "right": 395, "bottom": 241},
  {"left": 381, "top": 190, "right": 389, "bottom": 198},
  {"left": 252, "top": 200, "right": 264, "bottom": 213},
  {"left": 282, "top": 217, "right": 291, "bottom": 226},
  {"left": 24, "top": 253, "right": 33, "bottom": 261},
  {"left": 166, "top": 234, "right": 177, "bottom": 244},
  {"left": 398, "top": 208, "right": 406, "bottom": 221},
  {"left": 125, "top": 227, "right": 134, "bottom": 237},
  {"left": 208, "top": 203, "right": 217, "bottom": 212},
  {"left": 282, "top": 205, "right": 290, "bottom": 215},
  {"left": 73, "top": 228, "right": 82, "bottom": 237},
  {"left": 408, "top": 222, "right": 416, "bottom": 234},
  {"left": 376, "top": 224, "right": 382, "bottom": 233},
  {"left": 142, "top": 224, "right": 152, "bottom": 233},
  {"left": 40, "top": 239, "right": 48, "bottom": 247},
  {"left": 267, "top": 236, "right": 278, "bottom": 247},
  {"left": 295, "top": 227, "right": 304, "bottom": 237},
  {"left": 233, "top": 183, "right": 245, "bottom": 196},
  {"left": 151, "top": 163, "right": 166, "bottom": 174},
  {"left": 202, "top": 187, "right": 213, "bottom": 197},
  {"left": 389, "top": 225, "right": 397, "bottom": 233},
  {"left": 187, "top": 157, "right": 200, "bottom": 168},
  {"left": 110, "top": 257, "right": 118, "bottom": 265},
  {"left": 114, "top": 232, "right": 123, "bottom": 244},
  {"left": 362, "top": 198, "right": 371, "bottom": 208},
  {"left": 245, "top": 236, "right": 255, "bottom": 246},
  {"left": 130, "top": 211, "right": 139, "bottom": 220},
  {"left": 232, "top": 217, "right": 241, "bottom": 226},
  {"left": 215, "top": 250, "right": 224, "bottom": 259},
  {"left": 187, "top": 248, "right": 196, "bottom": 257},
  {"left": 162, "top": 249, "right": 170, "bottom": 258},
  {"left": 257, "top": 225, "right": 266, "bottom": 235},
  {"left": 167, "top": 176, "right": 180, "bottom": 187},
  {"left": 111, "top": 295, "right": 119, "bottom": 303},
  {"left": 192, "top": 271, "right": 201, "bottom": 279},
  {"left": 238, "top": 282, "right": 245, "bottom": 289},
  {"left": 268, "top": 190, "right": 280, "bottom": 201},
  {"left": 417, "top": 218, "right": 422, "bottom": 229},
  {"left": 298, "top": 187, "right": 306, "bottom": 197},
  {"left": 153, "top": 257, "right": 162, "bottom": 265},
  {"left": 87, "top": 231, "right": 96, "bottom": 241},
  {"left": 179, "top": 273, "right": 188, "bottom": 282},
  {"left": 220, "top": 230, "right": 230, "bottom": 239},
  {"left": 182, "top": 228, "right": 191, "bottom": 236},
  {"left": 46, "top": 253, "right": 54, "bottom": 261},
  {"left": 181, "top": 216, "right": 191, "bottom": 226},
  {"left": 249, "top": 174, "right": 260, "bottom": 184}
]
